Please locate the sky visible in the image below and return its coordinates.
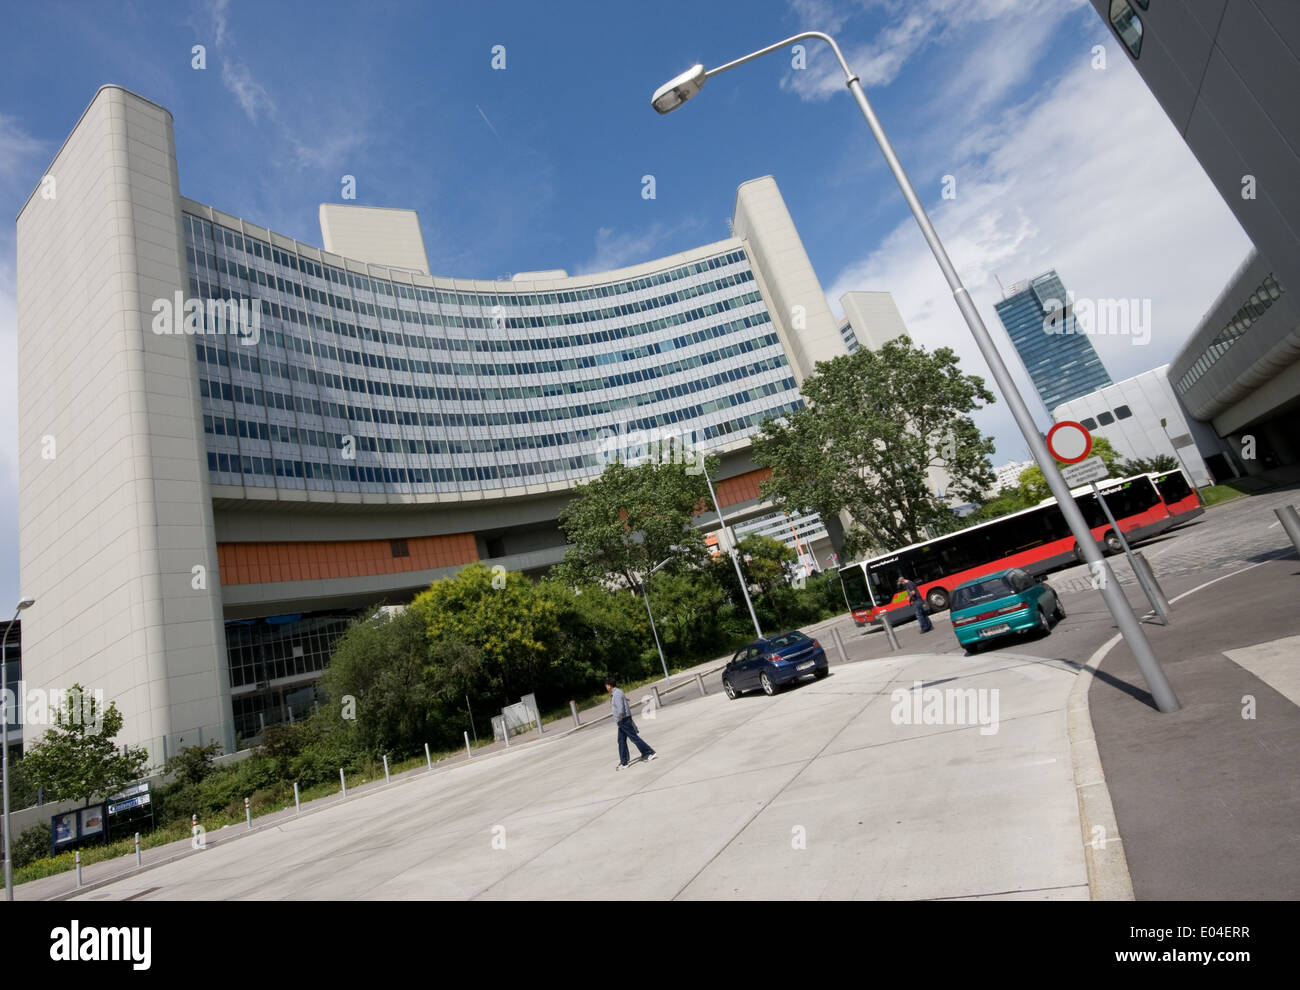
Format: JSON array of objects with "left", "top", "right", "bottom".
[{"left": 0, "top": 0, "right": 1253, "bottom": 607}]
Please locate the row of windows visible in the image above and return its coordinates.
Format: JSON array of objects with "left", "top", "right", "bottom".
[
  {"left": 1109, "top": 0, "right": 1149, "bottom": 60},
  {"left": 205, "top": 377, "right": 797, "bottom": 476},
  {"left": 226, "top": 615, "right": 352, "bottom": 690},
  {"left": 1076, "top": 404, "right": 1133, "bottom": 430},
  {"left": 207, "top": 397, "right": 803, "bottom": 490},
  {"left": 193, "top": 244, "right": 758, "bottom": 330},
  {"left": 200, "top": 332, "right": 785, "bottom": 426},
  {"left": 1175, "top": 273, "right": 1285, "bottom": 395},
  {"left": 196, "top": 308, "right": 772, "bottom": 385},
  {"left": 203, "top": 360, "right": 794, "bottom": 455},
  {"left": 185, "top": 213, "right": 748, "bottom": 312}
]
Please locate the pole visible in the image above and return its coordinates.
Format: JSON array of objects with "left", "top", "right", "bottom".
[
  {"left": 383, "top": 754, "right": 390, "bottom": 783},
  {"left": 669, "top": 30, "right": 1179, "bottom": 712},
  {"left": 293, "top": 781, "right": 301, "bottom": 814},
  {"left": 701, "top": 461, "right": 763, "bottom": 639},
  {"left": 835, "top": 49, "right": 1178, "bottom": 711},
  {"left": 465, "top": 694, "right": 477, "bottom": 744},
  {"left": 135, "top": 832, "right": 142, "bottom": 867},
  {"left": 424, "top": 742, "right": 432, "bottom": 769},
  {"left": 2, "top": 613, "right": 18, "bottom": 902},
  {"left": 464, "top": 730, "right": 471, "bottom": 759},
  {"left": 1275, "top": 505, "right": 1300, "bottom": 555},
  {"left": 881, "top": 609, "right": 901, "bottom": 651},
  {"left": 1090, "top": 481, "right": 1169, "bottom": 624},
  {"left": 639, "top": 579, "right": 672, "bottom": 682}
]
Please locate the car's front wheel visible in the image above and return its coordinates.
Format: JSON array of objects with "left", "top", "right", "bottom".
[
  {"left": 760, "top": 672, "right": 778, "bottom": 696},
  {"left": 723, "top": 678, "right": 738, "bottom": 700}
]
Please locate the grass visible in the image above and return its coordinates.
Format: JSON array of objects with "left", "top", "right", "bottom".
[{"left": 1200, "top": 484, "right": 1250, "bottom": 508}]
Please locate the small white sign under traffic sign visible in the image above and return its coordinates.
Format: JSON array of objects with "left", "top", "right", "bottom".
[{"left": 1061, "top": 456, "right": 1108, "bottom": 486}]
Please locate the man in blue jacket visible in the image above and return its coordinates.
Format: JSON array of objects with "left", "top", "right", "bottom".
[{"left": 604, "top": 676, "right": 658, "bottom": 770}]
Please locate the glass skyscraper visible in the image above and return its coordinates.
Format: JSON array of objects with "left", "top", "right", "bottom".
[{"left": 994, "top": 271, "right": 1113, "bottom": 413}]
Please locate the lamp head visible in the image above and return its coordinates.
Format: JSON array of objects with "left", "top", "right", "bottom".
[
  {"left": 16, "top": 598, "right": 34, "bottom": 611},
  {"left": 652, "top": 64, "right": 707, "bottom": 114}
]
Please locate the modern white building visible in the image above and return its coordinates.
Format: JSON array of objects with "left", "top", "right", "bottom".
[
  {"left": 989, "top": 459, "right": 1035, "bottom": 496},
  {"left": 1051, "top": 365, "right": 1218, "bottom": 487},
  {"left": 837, "top": 290, "right": 909, "bottom": 354},
  {"left": 16, "top": 86, "right": 858, "bottom": 758}
]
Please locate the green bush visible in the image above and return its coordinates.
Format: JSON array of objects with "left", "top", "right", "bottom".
[{"left": 11, "top": 821, "right": 52, "bottom": 868}]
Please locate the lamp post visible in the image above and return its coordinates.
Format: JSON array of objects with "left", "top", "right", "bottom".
[
  {"left": 640, "top": 556, "right": 677, "bottom": 683},
  {"left": 654, "top": 31, "right": 1178, "bottom": 712},
  {"left": 698, "top": 459, "right": 763, "bottom": 640},
  {"left": 3, "top": 598, "right": 35, "bottom": 901}
]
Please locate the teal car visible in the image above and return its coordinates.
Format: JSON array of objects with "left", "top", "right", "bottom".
[{"left": 950, "top": 568, "right": 1065, "bottom": 653}]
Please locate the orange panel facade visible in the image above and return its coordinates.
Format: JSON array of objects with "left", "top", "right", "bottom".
[
  {"left": 217, "top": 533, "right": 479, "bottom": 586},
  {"left": 706, "top": 467, "right": 773, "bottom": 510}
]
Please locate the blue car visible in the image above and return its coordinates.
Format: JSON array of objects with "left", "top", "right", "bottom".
[
  {"left": 722, "top": 630, "right": 829, "bottom": 699},
  {"left": 950, "top": 568, "right": 1065, "bottom": 653}
]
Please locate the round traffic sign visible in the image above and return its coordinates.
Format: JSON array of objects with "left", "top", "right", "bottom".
[{"left": 1046, "top": 421, "right": 1092, "bottom": 464}]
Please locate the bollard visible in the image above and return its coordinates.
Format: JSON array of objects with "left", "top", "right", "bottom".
[
  {"left": 464, "top": 730, "right": 471, "bottom": 759},
  {"left": 830, "top": 627, "right": 848, "bottom": 663},
  {"left": 383, "top": 754, "right": 390, "bottom": 783},
  {"left": 340, "top": 768, "right": 347, "bottom": 797},
  {"left": 503, "top": 721, "right": 510, "bottom": 747},
  {"left": 75, "top": 850, "right": 83, "bottom": 888},
  {"left": 1276, "top": 505, "right": 1300, "bottom": 556},
  {"left": 425, "top": 742, "right": 432, "bottom": 770},
  {"left": 135, "top": 832, "right": 142, "bottom": 867},
  {"left": 293, "top": 781, "right": 301, "bottom": 815},
  {"left": 1133, "top": 552, "right": 1172, "bottom": 621},
  {"left": 245, "top": 796, "right": 252, "bottom": 829},
  {"left": 882, "top": 610, "right": 901, "bottom": 651},
  {"left": 695, "top": 672, "right": 707, "bottom": 697},
  {"left": 535, "top": 706, "right": 544, "bottom": 736},
  {"left": 191, "top": 813, "right": 197, "bottom": 829},
  {"left": 651, "top": 685, "right": 662, "bottom": 710},
  {"left": 570, "top": 700, "right": 581, "bottom": 728}
]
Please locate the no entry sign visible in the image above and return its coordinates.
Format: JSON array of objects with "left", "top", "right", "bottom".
[{"left": 1046, "top": 421, "right": 1093, "bottom": 464}]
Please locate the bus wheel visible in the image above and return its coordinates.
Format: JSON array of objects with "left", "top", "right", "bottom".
[
  {"left": 926, "top": 587, "right": 949, "bottom": 611},
  {"left": 1103, "top": 530, "right": 1122, "bottom": 554}
]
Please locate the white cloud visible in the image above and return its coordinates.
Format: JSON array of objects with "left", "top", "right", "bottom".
[
  {"left": 825, "top": 50, "right": 1253, "bottom": 459},
  {"left": 574, "top": 222, "right": 701, "bottom": 276},
  {"left": 220, "top": 58, "right": 275, "bottom": 122}
]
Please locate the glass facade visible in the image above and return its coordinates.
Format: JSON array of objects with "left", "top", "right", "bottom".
[
  {"left": 183, "top": 214, "right": 804, "bottom": 497},
  {"left": 994, "top": 271, "right": 1114, "bottom": 413},
  {"left": 1174, "top": 272, "right": 1285, "bottom": 396},
  {"left": 839, "top": 319, "right": 861, "bottom": 355}
]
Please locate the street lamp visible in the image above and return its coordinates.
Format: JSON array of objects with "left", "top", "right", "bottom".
[
  {"left": 654, "top": 30, "right": 1178, "bottom": 712},
  {"left": 639, "top": 555, "right": 677, "bottom": 683},
  {"left": 698, "top": 459, "right": 763, "bottom": 640},
  {"left": 3, "top": 597, "right": 35, "bottom": 902}
]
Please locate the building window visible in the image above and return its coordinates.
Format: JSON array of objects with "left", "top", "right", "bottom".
[
  {"left": 1114, "top": 405, "right": 1133, "bottom": 420},
  {"left": 1134, "top": 0, "right": 1148, "bottom": 8},
  {"left": 1097, "top": 411, "right": 1116, "bottom": 426},
  {"left": 1110, "top": 1, "right": 1143, "bottom": 57},
  {"left": 390, "top": 539, "right": 409, "bottom": 558},
  {"left": 1080, "top": 417, "right": 1099, "bottom": 430}
]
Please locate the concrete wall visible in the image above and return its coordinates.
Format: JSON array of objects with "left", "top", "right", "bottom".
[
  {"left": 16, "top": 87, "right": 231, "bottom": 761},
  {"left": 733, "top": 176, "right": 847, "bottom": 382},
  {"left": 318, "top": 204, "right": 430, "bottom": 275}
]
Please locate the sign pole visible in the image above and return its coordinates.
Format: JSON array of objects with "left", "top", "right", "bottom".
[{"left": 1089, "top": 481, "right": 1170, "bottom": 625}]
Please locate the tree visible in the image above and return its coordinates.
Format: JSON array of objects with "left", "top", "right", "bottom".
[
  {"left": 163, "top": 741, "right": 223, "bottom": 786},
  {"left": 1016, "top": 436, "right": 1127, "bottom": 502},
  {"left": 1120, "top": 453, "right": 1179, "bottom": 475},
  {"left": 320, "top": 604, "right": 442, "bottom": 756},
  {"left": 20, "top": 685, "right": 150, "bottom": 806},
  {"left": 554, "top": 459, "right": 711, "bottom": 589},
  {"left": 752, "top": 337, "right": 997, "bottom": 559}
]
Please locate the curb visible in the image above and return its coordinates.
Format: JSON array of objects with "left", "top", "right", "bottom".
[{"left": 1065, "top": 630, "right": 1136, "bottom": 901}]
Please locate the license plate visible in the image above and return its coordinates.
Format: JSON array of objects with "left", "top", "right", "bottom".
[
  {"left": 797, "top": 661, "right": 815, "bottom": 671},
  {"left": 979, "top": 624, "right": 1010, "bottom": 638}
]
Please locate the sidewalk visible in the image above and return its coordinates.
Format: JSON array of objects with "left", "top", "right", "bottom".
[{"left": 1085, "top": 553, "right": 1300, "bottom": 899}]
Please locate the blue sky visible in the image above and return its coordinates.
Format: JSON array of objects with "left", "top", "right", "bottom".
[{"left": 0, "top": 0, "right": 1252, "bottom": 606}]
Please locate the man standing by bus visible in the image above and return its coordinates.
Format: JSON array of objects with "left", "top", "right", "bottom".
[{"left": 898, "top": 575, "right": 934, "bottom": 633}]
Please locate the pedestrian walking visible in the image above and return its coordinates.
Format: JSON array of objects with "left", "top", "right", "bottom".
[
  {"left": 898, "top": 575, "right": 934, "bottom": 633},
  {"left": 604, "top": 676, "right": 657, "bottom": 770}
]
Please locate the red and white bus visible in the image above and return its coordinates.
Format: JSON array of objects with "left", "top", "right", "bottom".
[
  {"left": 1149, "top": 467, "right": 1204, "bottom": 526},
  {"left": 839, "top": 473, "right": 1179, "bottom": 626}
]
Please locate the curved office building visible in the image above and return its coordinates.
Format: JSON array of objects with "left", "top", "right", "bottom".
[{"left": 16, "top": 87, "right": 848, "bottom": 755}]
